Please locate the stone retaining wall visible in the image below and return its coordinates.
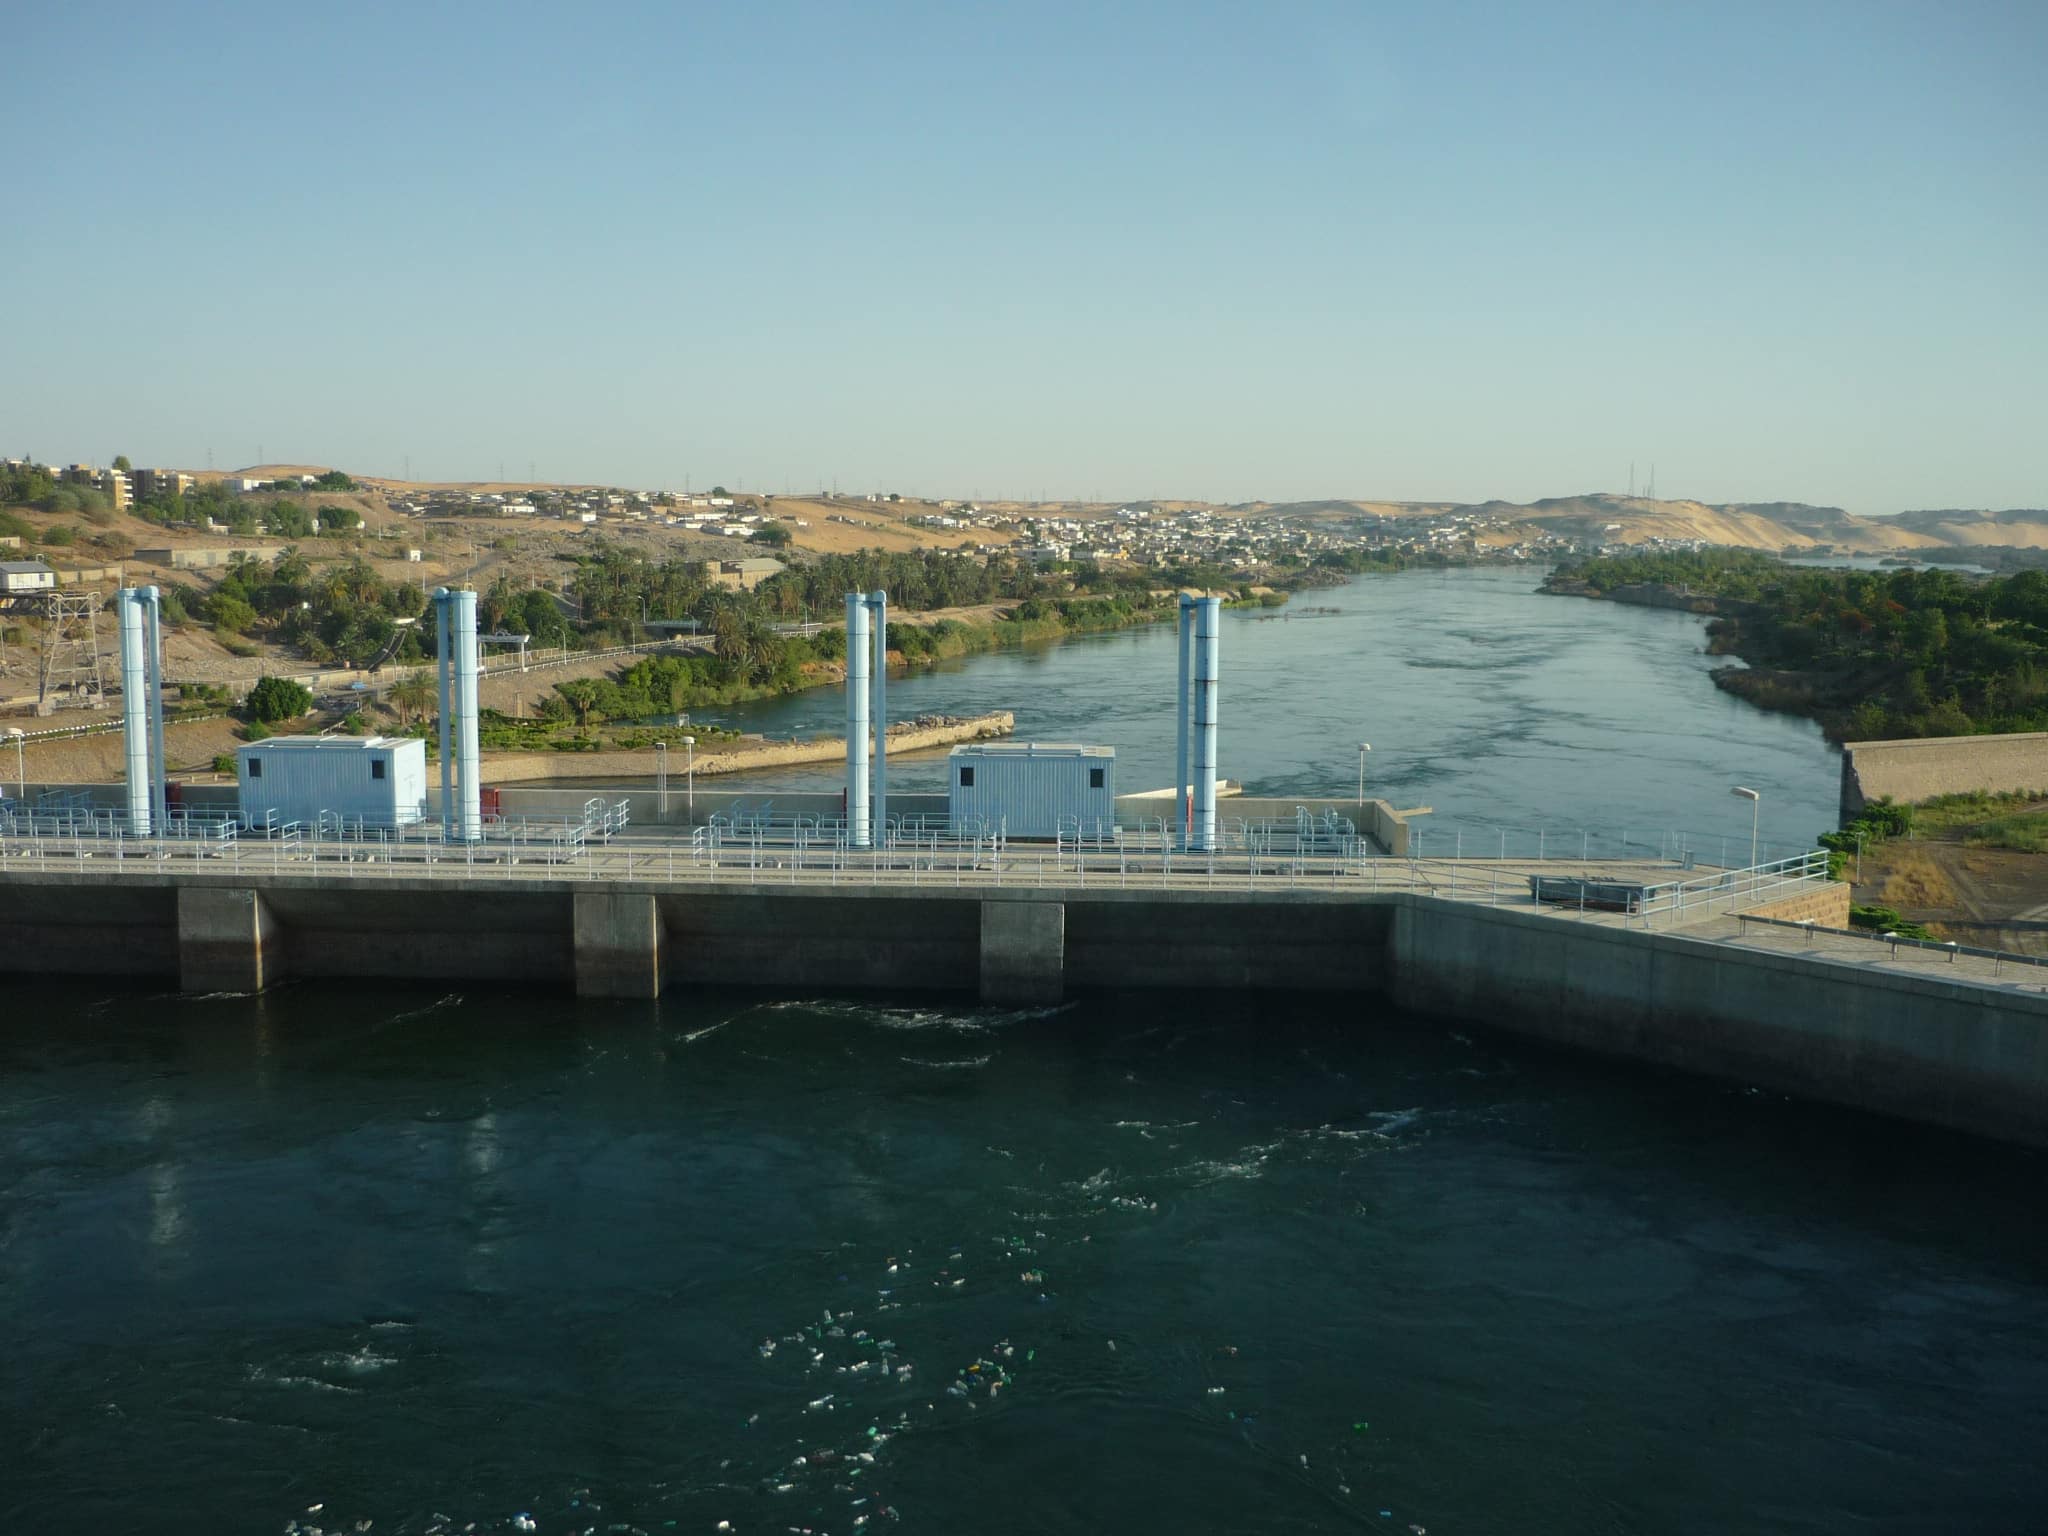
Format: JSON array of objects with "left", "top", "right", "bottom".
[
  {"left": 1841, "top": 732, "right": 2048, "bottom": 819},
  {"left": 1744, "top": 882, "right": 1852, "bottom": 928},
  {"left": 478, "top": 711, "right": 1015, "bottom": 785}
]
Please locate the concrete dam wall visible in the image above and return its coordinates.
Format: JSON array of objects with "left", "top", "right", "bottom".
[
  {"left": 2, "top": 869, "right": 2042, "bottom": 1147},
  {"left": 1840, "top": 731, "right": 2048, "bottom": 819}
]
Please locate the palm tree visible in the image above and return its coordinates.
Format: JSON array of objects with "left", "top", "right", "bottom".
[
  {"left": 388, "top": 669, "right": 433, "bottom": 727},
  {"left": 557, "top": 679, "right": 603, "bottom": 728},
  {"left": 712, "top": 607, "right": 747, "bottom": 664}
]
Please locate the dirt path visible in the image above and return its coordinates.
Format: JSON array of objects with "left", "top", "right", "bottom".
[
  {"left": 1853, "top": 802, "right": 2048, "bottom": 955},
  {"left": 11, "top": 716, "right": 252, "bottom": 784}
]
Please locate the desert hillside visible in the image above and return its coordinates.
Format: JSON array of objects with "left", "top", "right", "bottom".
[{"left": 1263, "top": 492, "right": 2039, "bottom": 553}]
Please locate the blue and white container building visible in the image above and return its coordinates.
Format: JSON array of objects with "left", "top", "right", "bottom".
[
  {"left": 949, "top": 742, "right": 1116, "bottom": 840},
  {"left": 236, "top": 736, "right": 430, "bottom": 833}
]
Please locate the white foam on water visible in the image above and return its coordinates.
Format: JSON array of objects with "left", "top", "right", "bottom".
[
  {"left": 321, "top": 1347, "right": 399, "bottom": 1374},
  {"left": 390, "top": 993, "right": 462, "bottom": 1025},
  {"left": 1367, "top": 1108, "right": 1426, "bottom": 1133}
]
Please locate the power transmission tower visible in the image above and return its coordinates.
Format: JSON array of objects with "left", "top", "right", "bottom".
[{"left": 38, "top": 590, "right": 107, "bottom": 713}]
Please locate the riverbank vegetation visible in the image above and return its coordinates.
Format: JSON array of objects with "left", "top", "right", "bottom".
[
  {"left": 1909, "top": 790, "right": 2048, "bottom": 853},
  {"left": 168, "top": 547, "right": 429, "bottom": 668},
  {"left": 531, "top": 545, "right": 1273, "bottom": 725},
  {"left": 1547, "top": 550, "right": 2048, "bottom": 740}
]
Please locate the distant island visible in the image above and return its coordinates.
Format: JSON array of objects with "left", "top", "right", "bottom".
[{"left": 1543, "top": 548, "right": 2048, "bottom": 741}]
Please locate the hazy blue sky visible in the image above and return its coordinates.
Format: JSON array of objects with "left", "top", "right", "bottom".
[{"left": 5, "top": 1, "right": 2042, "bottom": 512}]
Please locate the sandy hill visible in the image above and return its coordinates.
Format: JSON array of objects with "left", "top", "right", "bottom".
[
  {"left": 1257, "top": 493, "right": 2048, "bottom": 553},
  {"left": 1883, "top": 508, "right": 2048, "bottom": 548}
]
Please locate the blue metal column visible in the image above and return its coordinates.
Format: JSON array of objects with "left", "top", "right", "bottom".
[
  {"left": 845, "top": 592, "right": 871, "bottom": 848},
  {"left": 117, "top": 588, "right": 152, "bottom": 834},
  {"left": 1174, "top": 595, "right": 1192, "bottom": 849},
  {"left": 871, "top": 590, "right": 888, "bottom": 849},
  {"left": 146, "top": 587, "right": 168, "bottom": 835},
  {"left": 452, "top": 588, "right": 483, "bottom": 842},
  {"left": 1193, "top": 595, "right": 1221, "bottom": 853},
  {"left": 435, "top": 588, "right": 453, "bottom": 841}
]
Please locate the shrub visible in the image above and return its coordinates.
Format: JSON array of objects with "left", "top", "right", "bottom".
[
  {"left": 212, "top": 753, "right": 237, "bottom": 775},
  {"left": 239, "top": 721, "right": 271, "bottom": 742},
  {"left": 246, "top": 674, "right": 313, "bottom": 722},
  {"left": 1848, "top": 904, "right": 1936, "bottom": 941},
  {"left": 205, "top": 592, "right": 258, "bottom": 634}
]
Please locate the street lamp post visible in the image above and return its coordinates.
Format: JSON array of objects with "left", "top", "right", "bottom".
[
  {"left": 656, "top": 741, "right": 668, "bottom": 818},
  {"left": 1357, "top": 743, "right": 1371, "bottom": 807},
  {"left": 682, "top": 735, "right": 696, "bottom": 821},
  {"left": 6, "top": 728, "right": 23, "bottom": 799},
  {"left": 1731, "top": 786, "right": 1761, "bottom": 897}
]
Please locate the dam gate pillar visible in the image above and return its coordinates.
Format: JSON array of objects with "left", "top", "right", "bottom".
[
  {"left": 980, "top": 899, "right": 1065, "bottom": 1005},
  {"left": 574, "top": 892, "right": 665, "bottom": 999},
  {"left": 178, "top": 886, "right": 287, "bottom": 994}
]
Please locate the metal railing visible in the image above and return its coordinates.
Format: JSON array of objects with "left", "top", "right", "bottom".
[
  {"left": 1734, "top": 910, "right": 2048, "bottom": 978},
  {"left": 1523, "top": 850, "right": 1829, "bottom": 924},
  {"left": 0, "top": 808, "right": 1832, "bottom": 915},
  {"left": 1412, "top": 822, "right": 1818, "bottom": 868}
]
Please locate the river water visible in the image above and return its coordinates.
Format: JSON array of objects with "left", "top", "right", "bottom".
[
  {"left": 702, "top": 568, "right": 1838, "bottom": 862},
  {"left": 8, "top": 570, "right": 2047, "bottom": 1534},
  {"left": 5, "top": 983, "right": 2045, "bottom": 1534}
]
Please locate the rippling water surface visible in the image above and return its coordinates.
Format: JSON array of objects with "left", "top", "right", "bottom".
[
  {"left": 701, "top": 568, "right": 1838, "bottom": 859},
  {"left": 5, "top": 983, "right": 2045, "bottom": 1534}
]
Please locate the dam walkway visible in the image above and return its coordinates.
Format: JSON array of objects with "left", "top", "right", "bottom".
[{"left": 0, "top": 817, "right": 1828, "bottom": 932}]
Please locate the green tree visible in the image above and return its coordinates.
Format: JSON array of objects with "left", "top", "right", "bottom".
[
  {"left": 388, "top": 670, "right": 434, "bottom": 726},
  {"left": 262, "top": 499, "right": 313, "bottom": 538},
  {"left": 711, "top": 606, "right": 747, "bottom": 664},
  {"left": 113, "top": 454, "right": 132, "bottom": 472},
  {"left": 557, "top": 678, "right": 604, "bottom": 727},
  {"left": 274, "top": 545, "right": 313, "bottom": 587},
  {"left": 246, "top": 675, "right": 313, "bottom": 722},
  {"left": 205, "top": 591, "right": 257, "bottom": 633},
  {"left": 750, "top": 522, "right": 792, "bottom": 548}
]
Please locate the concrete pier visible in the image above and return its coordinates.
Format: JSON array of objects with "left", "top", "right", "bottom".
[
  {"left": 980, "top": 899, "right": 1065, "bottom": 1005},
  {"left": 574, "top": 892, "right": 664, "bottom": 1000},
  {"left": 178, "top": 886, "right": 284, "bottom": 994}
]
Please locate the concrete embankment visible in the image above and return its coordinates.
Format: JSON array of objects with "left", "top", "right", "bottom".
[
  {"left": 472, "top": 711, "right": 1015, "bottom": 785},
  {"left": 1, "top": 869, "right": 2040, "bottom": 1146},
  {"left": 1383, "top": 893, "right": 2045, "bottom": 1148},
  {"left": 1840, "top": 731, "right": 2048, "bottom": 820}
]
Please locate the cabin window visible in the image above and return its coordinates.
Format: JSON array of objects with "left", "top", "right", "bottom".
[
  {"left": 371, "top": 760, "right": 387, "bottom": 781},
  {"left": 1089, "top": 767, "right": 1105, "bottom": 789},
  {"left": 247, "top": 758, "right": 261, "bottom": 778},
  {"left": 959, "top": 766, "right": 974, "bottom": 787}
]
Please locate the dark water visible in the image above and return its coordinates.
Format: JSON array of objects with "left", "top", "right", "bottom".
[
  {"left": 6, "top": 982, "right": 2046, "bottom": 1534},
  {"left": 702, "top": 569, "right": 1839, "bottom": 862}
]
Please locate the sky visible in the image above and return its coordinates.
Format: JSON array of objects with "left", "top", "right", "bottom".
[{"left": 4, "top": 0, "right": 2043, "bottom": 513}]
